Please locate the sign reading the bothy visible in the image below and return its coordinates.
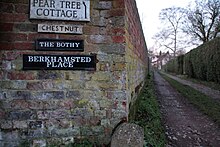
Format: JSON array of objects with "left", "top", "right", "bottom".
[
  {"left": 36, "top": 39, "right": 84, "bottom": 51},
  {"left": 29, "top": 0, "right": 90, "bottom": 21},
  {"left": 23, "top": 54, "right": 96, "bottom": 70},
  {"left": 38, "top": 24, "right": 83, "bottom": 34}
]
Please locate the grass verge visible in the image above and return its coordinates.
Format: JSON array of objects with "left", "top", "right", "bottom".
[
  {"left": 129, "top": 74, "right": 166, "bottom": 147},
  {"left": 161, "top": 73, "right": 220, "bottom": 126},
  {"left": 174, "top": 74, "right": 220, "bottom": 91},
  {"left": 183, "top": 77, "right": 220, "bottom": 91}
]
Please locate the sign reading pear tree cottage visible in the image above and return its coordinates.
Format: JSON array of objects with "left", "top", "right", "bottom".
[{"left": 30, "top": 0, "right": 90, "bottom": 21}]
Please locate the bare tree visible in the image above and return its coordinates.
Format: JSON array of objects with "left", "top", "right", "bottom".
[
  {"left": 183, "top": 0, "right": 220, "bottom": 43},
  {"left": 153, "top": 7, "right": 187, "bottom": 57}
]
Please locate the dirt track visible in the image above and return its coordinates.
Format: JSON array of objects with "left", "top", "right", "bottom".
[
  {"left": 154, "top": 72, "right": 220, "bottom": 146},
  {"left": 163, "top": 73, "right": 220, "bottom": 102}
]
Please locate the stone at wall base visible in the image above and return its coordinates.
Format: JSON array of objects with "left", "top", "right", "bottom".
[{"left": 111, "top": 123, "right": 144, "bottom": 147}]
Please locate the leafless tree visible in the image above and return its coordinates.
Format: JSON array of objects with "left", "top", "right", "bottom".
[
  {"left": 183, "top": 0, "right": 220, "bottom": 43},
  {"left": 153, "top": 7, "right": 187, "bottom": 57}
]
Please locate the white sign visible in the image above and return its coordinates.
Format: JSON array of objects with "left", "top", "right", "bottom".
[
  {"left": 38, "top": 24, "right": 83, "bottom": 34},
  {"left": 29, "top": 0, "right": 90, "bottom": 21}
]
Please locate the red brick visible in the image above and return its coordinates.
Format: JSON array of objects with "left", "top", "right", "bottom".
[
  {"left": 0, "top": 33, "right": 27, "bottom": 42},
  {"left": 0, "top": 43, "right": 14, "bottom": 50},
  {"left": 110, "top": 28, "right": 125, "bottom": 35},
  {"left": 0, "top": 13, "right": 27, "bottom": 23},
  {"left": 13, "top": 13, "right": 28, "bottom": 22},
  {"left": 0, "top": 23, "right": 14, "bottom": 32},
  {"left": 27, "top": 82, "right": 43, "bottom": 90},
  {"left": 0, "top": 42, "right": 34, "bottom": 50},
  {"left": 7, "top": 71, "right": 36, "bottom": 80},
  {"left": 0, "top": 13, "right": 14, "bottom": 22},
  {"left": 112, "top": 36, "right": 125, "bottom": 43},
  {"left": 14, "top": 33, "right": 28, "bottom": 41},
  {"left": 14, "top": 42, "right": 34, "bottom": 50},
  {"left": 27, "top": 81, "right": 53, "bottom": 90},
  {"left": 15, "top": 4, "right": 28, "bottom": 14},
  {"left": 122, "top": 101, "right": 126, "bottom": 109},
  {"left": 28, "top": 33, "right": 57, "bottom": 41},
  {"left": 28, "top": 101, "right": 44, "bottom": 110},
  {"left": 59, "top": 99, "right": 75, "bottom": 109},
  {"left": 113, "top": 0, "right": 125, "bottom": 8},
  {"left": 84, "top": 26, "right": 100, "bottom": 35},
  {"left": 108, "top": 9, "right": 125, "bottom": 17},
  {"left": 10, "top": 100, "right": 30, "bottom": 110},
  {"left": 0, "top": 2, "right": 14, "bottom": 13}
]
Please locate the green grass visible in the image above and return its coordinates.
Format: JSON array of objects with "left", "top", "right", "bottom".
[
  {"left": 161, "top": 73, "right": 220, "bottom": 126},
  {"left": 129, "top": 74, "right": 166, "bottom": 147},
  {"left": 182, "top": 76, "right": 220, "bottom": 91}
]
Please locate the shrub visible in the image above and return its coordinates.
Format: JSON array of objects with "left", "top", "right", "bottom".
[
  {"left": 184, "top": 37, "right": 220, "bottom": 83},
  {"left": 164, "top": 37, "right": 220, "bottom": 84}
]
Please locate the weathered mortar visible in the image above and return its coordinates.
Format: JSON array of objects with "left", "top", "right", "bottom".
[{"left": 0, "top": 0, "right": 148, "bottom": 146}]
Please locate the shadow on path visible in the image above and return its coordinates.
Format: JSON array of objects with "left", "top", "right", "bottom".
[{"left": 154, "top": 71, "right": 220, "bottom": 146}]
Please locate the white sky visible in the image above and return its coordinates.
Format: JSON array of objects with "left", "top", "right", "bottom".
[{"left": 136, "top": 0, "right": 193, "bottom": 50}]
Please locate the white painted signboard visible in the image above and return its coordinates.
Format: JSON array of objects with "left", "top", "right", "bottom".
[
  {"left": 38, "top": 24, "right": 83, "bottom": 34},
  {"left": 29, "top": 0, "right": 90, "bottom": 21}
]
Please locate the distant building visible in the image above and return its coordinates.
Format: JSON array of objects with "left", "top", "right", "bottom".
[{"left": 151, "top": 51, "right": 171, "bottom": 69}]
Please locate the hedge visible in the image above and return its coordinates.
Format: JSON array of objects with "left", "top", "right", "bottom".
[
  {"left": 164, "top": 55, "right": 184, "bottom": 75},
  {"left": 163, "top": 37, "right": 220, "bottom": 84}
]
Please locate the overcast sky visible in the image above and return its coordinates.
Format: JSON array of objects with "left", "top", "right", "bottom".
[{"left": 136, "top": 0, "right": 193, "bottom": 50}]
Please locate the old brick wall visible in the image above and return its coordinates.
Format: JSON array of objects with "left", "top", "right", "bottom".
[
  {"left": 0, "top": 0, "right": 148, "bottom": 146},
  {"left": 124, "top": 0, "right": 148, "bottom": 104}
]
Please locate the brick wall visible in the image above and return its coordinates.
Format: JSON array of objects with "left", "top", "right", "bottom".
[
  {"left": 0, "top": 0, "right": 148, "bottom": 146},
  {"left": 125, "top": 0, "right": 148, "bottom": 104}
]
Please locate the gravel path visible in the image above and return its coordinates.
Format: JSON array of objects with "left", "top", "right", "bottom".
[
  {"left": 162, "top": 72, "right": 220, "bottom": 101},
  {"left": 154, "top": 72, "right": 220, "bottom": 146}
]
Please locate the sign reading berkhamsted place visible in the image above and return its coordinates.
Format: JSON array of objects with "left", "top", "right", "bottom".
[
  {"left": 23, "top": 54, "right": 96, "bottom": 70},
  {"left": 29, "top": 0, "right": 90, "bottom": 21},
  {"left": 36, "top": 39, "right": 84, "bottom": 51}
]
